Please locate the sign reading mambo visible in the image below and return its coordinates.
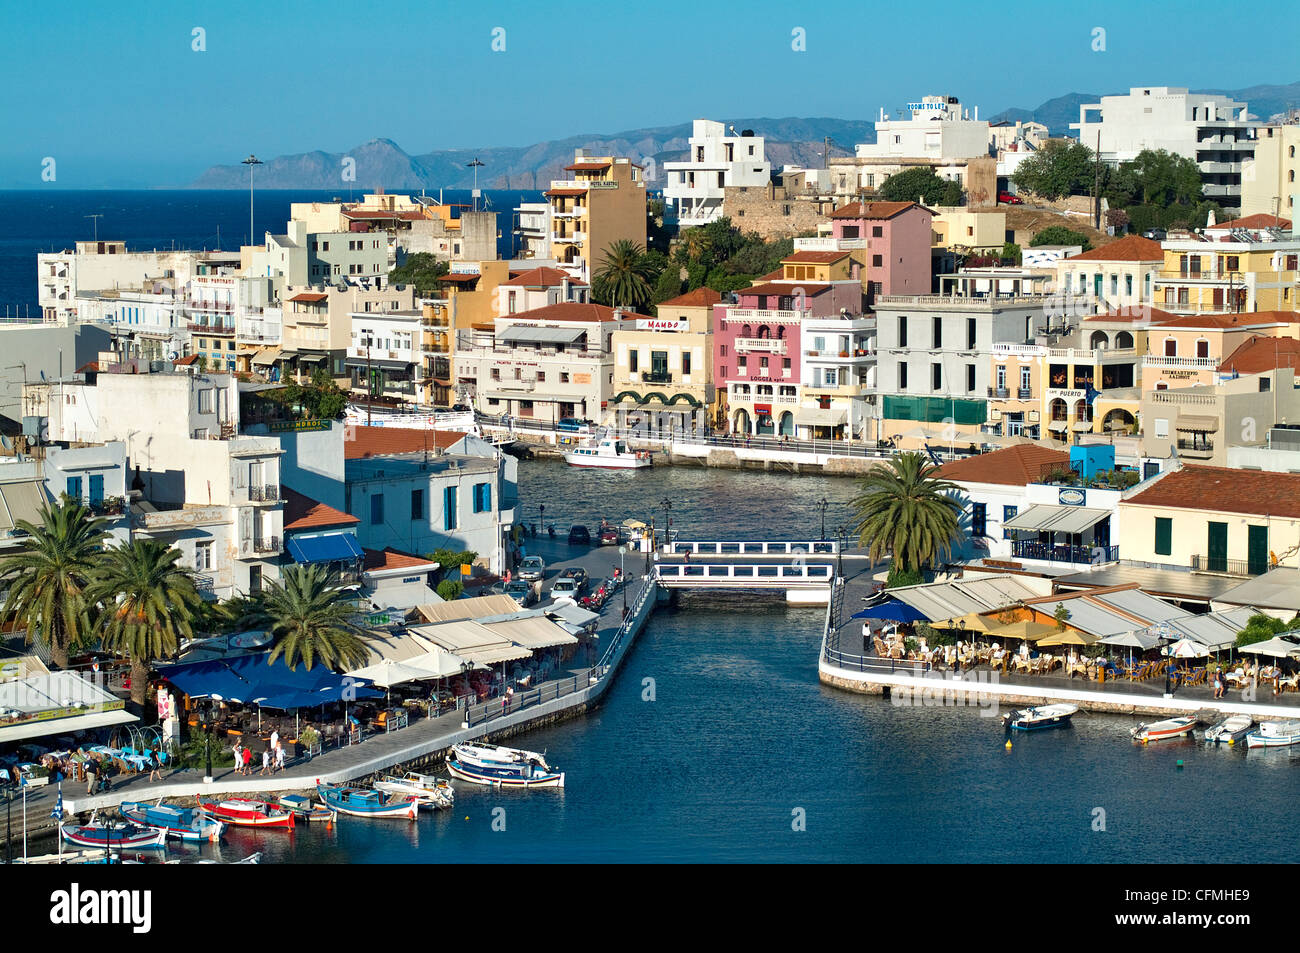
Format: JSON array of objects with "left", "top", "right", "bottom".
[{"left": 636, "top": 318, "right": 687, "bottom": 332}]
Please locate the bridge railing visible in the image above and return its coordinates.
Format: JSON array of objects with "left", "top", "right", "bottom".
[
  {"left": 655, "top": 562, "right": 834, "bottom": 584},
  {"left": 663, "top": 540, "right": 839, "bottom": 556}
]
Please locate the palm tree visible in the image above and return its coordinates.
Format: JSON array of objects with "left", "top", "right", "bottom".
[
  {"left": 253, "top": 564, "right": 375, "bottom": 672},
  {"left": 593, "top": 239, "right": 654, "bottom": 311},
  {"left": 90, "top": 539, "right": 203, "bottom": 705},
  {"left": 0, "top": 499, "right": 109, "bottom": 669},
  {"left": 851, "top": 452, "right": 963, "bottom": 585}
]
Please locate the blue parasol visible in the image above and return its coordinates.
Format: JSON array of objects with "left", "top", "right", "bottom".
[{"left": 851, "top": 600, "right": 930, "bottom": 623}]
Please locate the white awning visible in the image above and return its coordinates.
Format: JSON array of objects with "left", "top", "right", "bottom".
[
  {"left": 1047, "top": 420, "right": 1069, "bottom": 432},
  {"left": 1071, "top": 420, "right": 1093, "bottom": 432},
  {"left": 794, "top": 407, "right": 847, "bottom": 427},
  {"left": 499, "top": 325, "right": 586, "bottom": 345},
  {"left": 1003, "top": 504, "right": 1111, "bottom": 534},
  {"left": 0, "top": 708, "right": 137, "bottom": 745},
  {"left": 0, "top": 480, "right": 50, "bottom": 534},
  {"left": 484, "top": 616, "right": 578, "bottom": 650}
]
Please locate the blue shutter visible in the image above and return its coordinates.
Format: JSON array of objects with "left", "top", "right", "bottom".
[
  {"left": 89, "top": 474, "right": 104, "bottom": 505},
  {"left": 66, "top": 476, "right": 83, "bottom": 500}
]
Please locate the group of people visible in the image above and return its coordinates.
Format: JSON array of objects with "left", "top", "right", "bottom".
[{"left": 231, "top": 728, "right": 288, "bottom": 777}]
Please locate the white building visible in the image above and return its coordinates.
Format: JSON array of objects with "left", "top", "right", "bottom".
[
  {"left": 798, "top": 315, "right": 877, "bottom": 440},
  {"left": 1070, "top": 87, "right": 1258, "bottom": 211},
  {"left": 856, "top": 96, "right": 990, "bottom": 162},
  {"left": 513, "top": 203, "right": 552, "bottom": 260},
  {"left": 348, "top": 308, "right": 423, "bottom": 406},
  {"left": 664, "top": 119, "right": 772, "bottom": 227}
]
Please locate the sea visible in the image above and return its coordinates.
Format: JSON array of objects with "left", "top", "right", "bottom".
[
  {"left": 0, "top": 188, "right": 541, "bottom": 318},
  {"left": 121, "top": 461, "right": 1300, "bottom": 863}
]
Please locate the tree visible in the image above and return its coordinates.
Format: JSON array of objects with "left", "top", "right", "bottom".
[
  {"left": 651, "top": 267, "right": 685, "bottom": 304},
  {"left": 436, "top": 580, "right": 464, "bottom": 601},
  {"left": 592, "top": 239, "right": 654, "bottom": 311},
  {"left": 1053, "top": 603, "right": 1072, "bottom": 631},
  {"left": 0, "top": 499, "right": 109, "bottom": 668},
  {"left": 252, "top": 564, "right": 376, "bottom": 671},
  {"left": 89, "top": 539, "right": 203, "bottom": 705},
  {"left": 1236, "top": 613, "right": 1296, "bottom": 648},
  {"left": 1029, "top": 226, "right": 1093, "bottom": 251},
  {"left": 388, "top": 252, "right": 448, "bottom": 296},
  {"left": 424, "top": 548, "right": 477, "bottom": 585},
  {"left": 851, "top": 453, "right": 963, "bottom": 583},
  {"left": 879, "top": 167, "right": 962, "bottom": 206},
  {"left": 1011, "top": 140, "right": 1097, "bottom": 201}
]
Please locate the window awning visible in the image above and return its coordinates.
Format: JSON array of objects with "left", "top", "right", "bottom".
[
  {"left": 481, "top": 391, "right": 572, "bottom": 404},
  {"left": 1071, "top": 420, "right": 1093, "bottom": 432},
  {"left": 251, "top": 348, "right": 283, "bottom": 365},
  {"left": 1175, "top": 415, "right": 1219, "bottom": 433},
  {"left": 1047, "top": 420, "right": 1069, "bottom": 431},
  {"left": 499, "top": 325, "right": 586, "bottom": 345},
  {"left": 286, "top": 532, "right": 365, "bottom": 565},
  {"left": 0, "top": 480, "right": 50, "bottom": 534},
  {"left": 794, "top": 407, "right": 847, "bottom": 427},
  {"left": 1004, "top": 504, "right": 1111, "bottom": 535}
]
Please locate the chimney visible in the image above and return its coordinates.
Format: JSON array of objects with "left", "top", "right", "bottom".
[
  {"left": 561, "top": 276, "right": 570, "bottom": 300},
  {"left": 974, "top": 106, "right": 979, "bottom": 121}
]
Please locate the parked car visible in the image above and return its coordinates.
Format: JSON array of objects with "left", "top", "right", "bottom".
[
  {"left": 598, "top": 526, "right": 619, "bottom": 546},
  {"left": 561, "top": 566, "right": 589, "bottom": 593},
  {"left": 997, "top": 191, "right": 1023, "bottom": 205},
  {"left": 504, "top": 579, "right": 538, "bottom": 607},
  {"left": 1143, "top": 228, "right": 1167, "bottom": 241},
  {"left": 548, "top": 577, "right": 581, "bottom": 602},
  {"left": 557, "top": 417, "right": 593, "bottom": 434},
  {"left": 450, "top": 403, "right": 472, "bottom": 413},
  {"left": 518, "top": 555, "right": 546, "bottom": 582},
  {"left": 568, "top": 525, "right": 592, "bottom": 546}
]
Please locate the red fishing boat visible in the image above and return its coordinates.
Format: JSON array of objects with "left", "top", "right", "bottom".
[{"left": 198, "top": 797, "right": 295, "bottom": 829}]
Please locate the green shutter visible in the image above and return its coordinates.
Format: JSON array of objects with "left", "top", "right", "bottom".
[
  {"left": 1154, "top": 517, "right": 1172, "bottom": 556},
  {"left": 1248, "top": 525, "right": 1269, "bottom": 576}
]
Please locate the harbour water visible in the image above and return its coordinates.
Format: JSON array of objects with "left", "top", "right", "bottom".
[{"left": 112, "top": 461, "right": 1300, "bottom": 863}]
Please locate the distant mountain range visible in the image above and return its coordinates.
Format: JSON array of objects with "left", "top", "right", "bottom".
[{"left": 191, "top": 82, "right": 1300, "bottom": 191}]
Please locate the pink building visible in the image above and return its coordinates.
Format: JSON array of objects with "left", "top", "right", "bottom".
[{"left": 827, "top": 201, "right": 934, "bottom": 302}]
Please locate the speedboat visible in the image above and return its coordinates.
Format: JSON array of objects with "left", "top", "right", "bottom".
[
  {"left": 1246, "top": 719, "right": 1300, "bottom": 748},
  {"left": 563, "top": 437, "right": 651, "bottom": 469},
  {"left": 1131, "top": 716, "right": 1197, "bottom": 742},
  {"left": 278, "top": 793, "right": 336, "bottom": 824},
  {"left": 198, "top": 798, "right": 295, "bottom": 829},
  {"left": 120, "top": 800, "right": 224, "bottom": 843},
  {"left": 446, "top": 742, "right": 565, "bottom": 788},
  {"left": 1203, "top": 714, "right": 1253, "bottom": 745},
  {"left": 1003, "top": 703, "right": 1078, "bottom": 731},
  {"left": 61, "top": 821, "right": 167, "bottom": 850},
  {"left": 373, "top": 771, "right": 456, "bottom": 809},
  {"left": 316, "top": 782, "right": 419, "bottom": 820}
]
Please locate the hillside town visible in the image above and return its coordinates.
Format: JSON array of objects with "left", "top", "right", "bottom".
[{"left": 5, "top": 81, "right": 1300, "bottom": 870}]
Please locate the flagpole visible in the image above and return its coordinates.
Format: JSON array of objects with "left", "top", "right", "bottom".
[{"left": 22, "top": 783, "right": 27, "bottom": 862}]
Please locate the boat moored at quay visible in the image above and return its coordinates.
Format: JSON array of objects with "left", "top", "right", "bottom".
[
  {"left": 1002, "top": 703, "right": 1079, "bottom": 731},
  {"left": 316, "top": 782, "right": 420, "bottom": 819},
  {"left": 446, "top": 742, "right": 565, "bottom": 788},
  {"left": 120, "top": 801, "right": 225, "bottom": 842}
]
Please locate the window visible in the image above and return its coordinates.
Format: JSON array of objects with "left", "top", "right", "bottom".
[
  {"left": 682, "top": 352, "right": 692, "bottom": 377},
  {"left": 198, "top": 389, "right": 214, "bottom": 414},
  {"left": 1154, "top": 418, "right": 1169, "bottom": 438},
  {"left": 1164, "top": 339, "right": 1177, "bottom": 357},
  {"left": 872, "top": 226, "right": 883, "bottom": 238},
  {"left": 899, "top": 362, "right": 908, "bottom": 389},
  {"left": 782, "top": 357, "right": 791, "bottom": 370},
  {"left": 1021, "top": 367, "right": 1031, "bottom": 391},
  {"left": 996, "top": 365, "right": 1006, "bottom": 389},
  {"left": 898, "top": 316, "right": 908, "bottom": 348},
  {"left": 932, "top": 316, "right": 942, "bottom": 348},
  {"left": 629, "top": 350, "right": 638, "bottom": 373},
  {"left": 966, "top": 364, "right": 976, "bottom": 392},
  {"left": 872, "top": 255, "right": 883, "bottom": 267},
  {"left": 370, "top": 493, "right": 384, "bottom": 525},
  {"left": 971, "top": 503, "right": 986, "bottom": 538},
  {"left": 66, "top": 476, "right": 83, "bottom": 499},
  {"left": 1154, "top": 517, "right": 1172, "bottom": 556},
  {"left": 444, "top": 486, "right": 458, "bottom": 530},
  {"left": 195, "top": 541, "right": 213, "bottom": 571},
  {"left": 966, "top": 318, "right": 976, "bottom": 350},
  {"left": 1003, "top": 505, "right": 1018, "bottom": 540},
  {"left": 473, "top": 482, "right": 492, "bottom": 513},
  {"left": 411, "top": 488, "right": 424, "bottom": 520},
  {"left": 931, "top": 363, "right": 942, "bottom": 390},
  {"left": 1196, "top": 339, "right": 1209, "bottom": 359}
]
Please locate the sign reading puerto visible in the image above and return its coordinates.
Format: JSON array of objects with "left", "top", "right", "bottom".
[{"left": 636, "top": 318, "right": 687, "bottom": 332}]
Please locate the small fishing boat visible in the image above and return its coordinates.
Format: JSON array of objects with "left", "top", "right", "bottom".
[
  {"left": 316, "top": 782, "right": 419, "bottom": 820},
  {"left": 198, "top": 798, "right": 295, "bottom": 829},
  {"left": 1131, "top": 716, "right": 1197, "bottom": 742},
  {"left": 373, "top": 772, "right": 456, "bottom": 809},
  {"left": 1003, "top": 703, "right": 1079, "bottom": 731},
  {"left": 563, "top": 436, "right": 651, "bottom": 469},
  {"left": 120, "top": 800, "right": 224, "bottom": 843},
  {"left": 446, "top": 742, "right": 565, "bottom": 788},
  {"left": 61, "top": 822, "right": 167, "bottom": 850},
  {"left": 1246, "top": 719, "right": 1300, "bottom": 748},
  {"left": 1204, "top": 714, "right": 1253, "bottom": 745},
  {"left": 278, "top": 793, "right": 336, "bottom": 823}
]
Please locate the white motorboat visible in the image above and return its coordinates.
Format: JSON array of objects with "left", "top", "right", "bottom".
[
  {"left": 563, "top": 437, "right": 651, "bottom": 469},
  {"left": 1246, "top": 719, "right": 1300, "bottom": 748},
  {"left": 373, "top": 771, "right": 456, "bottom": 809},
  {"left": 1131, "top": 716, "right": 1197, "bottom": 742},
  {"left": 1002, "top": 703, "right": 1078, "bottom": 731},
  {"left": 446, "top": 742, "right": 564, "bottom": 788},
  {"left": 1204, "top": 714, "right": 1253, "bottom": 744}
]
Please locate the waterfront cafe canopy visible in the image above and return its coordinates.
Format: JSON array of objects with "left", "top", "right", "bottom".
[
  {"left": 1167, "top": 637, "right": 1211, "bottom": 658},
  {"left": 851, "top": 600, "right": 930, "bottom": 624},
  {"left": 1002, "top": 504, "right": 1110, "bottom": 535},
  {"left": 480, "top": 614, "right": 579, "bottom": 650},
  {"left": 1099, "top": 631, "right": 1166, "bottom": 651},
  {"left": 1237, "top": 636, "right": 1300, "bottom": 659},
  {"left": 983, "top": 620, "right": 1063, "bottom": 643},
  {"left": 1035, "top": 626, "right": 1101, "bottom": 646},
  {"left": 407, "top": 621, "right": 533, "bottom": 666},
  {"left": 159, "top": 653, "right": 383, "bottom": 710},
  {"left": 884, "top": 576, "right": 1041, "bottom": 623},
  {"left": 347, "top": 646, "right": 473, "bottom": 688}
]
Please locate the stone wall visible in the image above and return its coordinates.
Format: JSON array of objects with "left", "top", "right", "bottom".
[{"left": 722, "top": 185, "right": 836, "bottom": 240}]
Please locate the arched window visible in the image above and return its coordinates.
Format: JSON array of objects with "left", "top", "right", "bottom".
[
  {"left": 757, "top": 325, "right": 771, "bottom": 339},
  {"left": 1089, "top": 330, "right": 1109, "bottom": 349},
  {"left": 740, "top": 324, "right": 752, "bottom": 338},
  {"left": 1116, "top": 330, "right": 1134, "bottom": 349}
]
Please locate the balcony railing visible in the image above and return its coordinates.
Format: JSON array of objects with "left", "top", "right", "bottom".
[
  {"left": 244, "top": 535, "right": 282, "bottom": 555},
  {"left": 188, "top": 322, "right": 234, "bottom": 335},
  {"left": 1017, "top": 387, "right": 1033, "bottom": 399},
  {"left": 246, "top": 484, "right": 282, "bottom": 503},
  {"left": 734, "top": 337, "right": 787, "bottom": 354},
  {"left": 1011, "top": 539, "right": 1118, "bottom": 564},
  {"left": 1143, "top": 355, "right": 1218, "bottom": 369},
  {"left": 639, "top": 370, "right": 673, "bottom": 384},
  {"left": 1190, "top": 555, "right": 1265, "bottom": 576},
  {"left": 989, "top": 386, "right": 1010, "bottom": 399},
  {"left": 1175, "top": 439, "right": 1215, "bottom": 458}
]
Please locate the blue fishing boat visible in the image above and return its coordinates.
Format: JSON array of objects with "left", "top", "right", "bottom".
[
  {"left": 315, "top": 782, "right": 419, "bottom": 820},
  {"left": 61, "top": 821, "right": 166, "bottom": 850},
  {"left": 446, "top": 742, "right": 565, "bottom": 788},
  {"left": 278, "top": 793, "right": 336, "bottom": 824},
  {"left": 120, "top": 800, "right": 224, "bottom": 843},
  {"left": 1002, "top": 703, "right": 1078, "bottom": 731}
]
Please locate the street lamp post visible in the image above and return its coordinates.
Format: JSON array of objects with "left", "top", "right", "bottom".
[
  {"left": 203, "top": 725, "right": 213, "bottom": 784},
  {"left": 619, "top": 545, "right": 628, "bottom": 613},
  {"left": 241, "top": 155, "right": 263, "bottom": 249},
  {"left": 539, "top": 503, "right": 545, "bottom": 537},
  {"left": 836, "top": 523, "right": 845, "bottom": 577},
  {"left": 816, "top": 497, "right": 829, "bottom": 540},
  {"left": 659, "top": 498, "right": 672, "bottom": 550}
]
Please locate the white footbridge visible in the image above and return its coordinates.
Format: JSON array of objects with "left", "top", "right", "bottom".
[{"left": 653, "top": 539, "right": 839, "bottom": 604}]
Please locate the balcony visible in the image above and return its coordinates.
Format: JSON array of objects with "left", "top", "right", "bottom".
[
  {"left": 989, "top": 386, "right": 1010, "bottom": 399},
  {"left": 1017, "top": 387, "right": 1033, "bottom": 400},
  {"left": 194, "top": 574, "right": 217, "bottom": 599},
  {"left": 1190, "top": 555, "right": 1265, "bottom": 577},
  {"left": 1142, "top": 355, "right": 1218, "bottom": 369},
  {"left": 734, "top": 338, "right": 787, "bottom": 355},
  {"left": 639, "top": 370, "right": 674, "bottom": 385},
  {"left": 188, "top": 322, "right": 234, "bottom": 335},
  {"left": 1175, "top": 438, "right": 1215, "bottom": 459},
  {"left": 1011, "top": 540, "right": 1118, "bottom": 564},
  {"left": 242, "top": 535, "right": 282, "bottom": 555},
  {"left": 246, "top": 484, "right": 281, "bottom": 503}
]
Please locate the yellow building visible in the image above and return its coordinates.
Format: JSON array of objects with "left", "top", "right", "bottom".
[
  {"left": 1154, "top": 216, "right": 1300, "bottom": 314},
  {"left": 1241, "top": 122, "right": 1300, "bottom": 218},
  {"left": 1054, "top": 235, "right": 1165, "bottom": 314},
  {"left": 611, "top": 287, "right": 718, "bottom": 433},
  {"left": 543, "top": 151, "right": 647, "bottom": 281},
  {"left": 931, "top": 207, "right": 1007, "bottom": 255}
]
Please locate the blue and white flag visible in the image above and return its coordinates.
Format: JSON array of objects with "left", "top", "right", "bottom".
[{"left": 50, "top": 785, "right": 64, "bottom": 821}]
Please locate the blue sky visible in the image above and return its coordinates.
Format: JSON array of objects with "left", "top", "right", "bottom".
[{"left": 1, "top": 0, "right": 1296, "bottom": 187}]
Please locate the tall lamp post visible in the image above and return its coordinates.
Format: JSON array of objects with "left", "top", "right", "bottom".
[
  {"left": 816, "top": 497, "right": 829, "bottom": 540},
  {"left": 539, "top": 503, "right": 545, "bottom": 537},
  {"left": 467, "top": 158, "right": 485, "bottom": 211},
  {"left": 619, "top": 545, "right": 628, "bottom": 613},
  {"left": 241, "top": 155, "right": 263, "bottom": 249},
  {"left": 659, "top": 497, "right": 673, "bottom": 550},
  {"left": 203, "top": 724, "right": 213, "bottom": 784},
  {"left": 835, "top": 523, "right": 845, "bottom": 577}
]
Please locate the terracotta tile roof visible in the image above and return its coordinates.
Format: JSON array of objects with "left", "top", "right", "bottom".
[
  {"left": 508, "top": 301, "right": 644, "bottom": 323},
  {"left": 502, "top": 267, "right": 586, "bottom": 287},
  {"left": 282, "top": 486, "right": 360, "bottom": 531},
  {"left": 828, "top": 200, "right": 918, "bottom": 220},
  {"left": 565, "top": 161, "right": 611, "bottom": 172},
  {"left": 1065, "top": 236, "right": 1164, "bottom": 262},
  {"left": 172, "top": 355, "right": 200, "bottom": 366},
  {"left": 660, "top": 287, "right": 722, "bottom": 308},
  {"left": 363, "top": 547, "right": 439, "bottom": 573},
  {"left": 1155, "top": 311, "right": 1300, "bottom": 330},
  {"left": 1206, "top": 213, "right": 1291, "bottom": 232},
  {"left": 289, "top": 292, "right": 328, "bottom": 303},
  {"left": 545, "top": 188, "right": 588, "bottom": 197},
  {"left": 1217, "top": 335, "right": 1300, "bottom": 375},
  {"left": 1084, "top": 306, "right": 1183, "bottom": 325},
  {"left": 739, "top": 281, "right": 831, "bottom": 296},
  {"left": 345, "top": 426, "right": 465, "bottom": 459},
  {"left": 1124, "top": 465, "right": 1300, "bottom": 518},
  {"left": 758, "top": 268, "right": 786, "bottom": 281},
  {"left": 934, "top": 444, "right": 1070, "bottom": 487},
  {"left": 436, "top": 272, "right": 480, "bottom": 283},
  {"left": 782, "top": 250, "right": 849, "bottom": 264},
  {"left": 76, "top": 362, "right": 100, "bottom": 374}
]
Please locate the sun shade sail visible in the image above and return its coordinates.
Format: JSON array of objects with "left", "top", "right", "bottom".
[{"left": 286, "top": 532, "right": 365, "bottom": 565}]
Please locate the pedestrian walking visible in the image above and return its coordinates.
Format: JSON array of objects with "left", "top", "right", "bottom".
[
  {"left": 269, "top": 728, "right": 279, "bottom": 752},
  {"left": 242, "top": 745, "right": 253, "bottom": 774},
  {"left": 274, "top": 744, "right": 286, "bottom": 772},
  {"left": 259, "top": 748, "right": 271, "bottom": 776},
  {"left": 147, "top": 748, "right": 162, "bottom": 783},
  {"left": 84, "top": 758, "right": 98, "bottom": 795},
  {"left": 232, "top": 741, "right": 243, "bottom": 775}
]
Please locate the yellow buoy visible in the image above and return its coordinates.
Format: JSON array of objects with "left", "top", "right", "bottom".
[{"left": 1005, "top": 739, "right": 1012, "bottom": 749}]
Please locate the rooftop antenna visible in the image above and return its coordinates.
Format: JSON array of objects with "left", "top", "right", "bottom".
[
  {"left": 467, "top": 158, "right": 485, "bottom": 211},
  {"left": 85, "top": 214, "right": 103, "bottom": 241}
]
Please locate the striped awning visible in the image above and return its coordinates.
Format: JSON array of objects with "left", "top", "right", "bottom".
[{"left": 1176, "top": 415, "right": 1219, "bottom": 432}]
